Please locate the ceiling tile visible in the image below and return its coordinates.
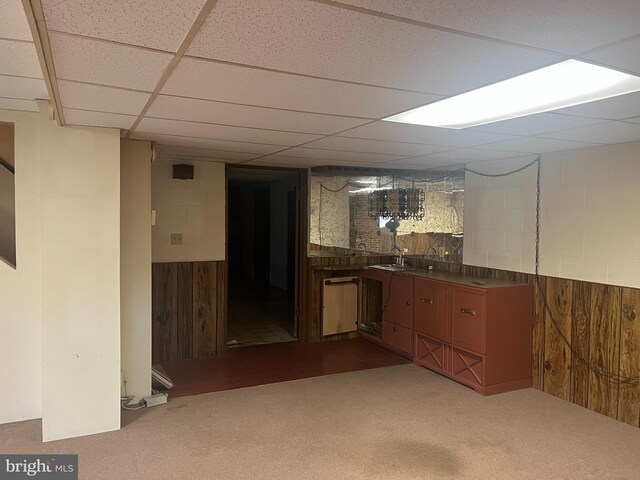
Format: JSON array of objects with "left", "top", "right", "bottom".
[
  {"left": 41, "top": 0, "right": 206, "bottom": 52},
  {"left": 541, "top": 121, "right": 640, "bottom": 144},
  {"left": 1, "top": 0, "right": 33, "bottom": 41},
  {"left": 553, "top": 91, "right": 640, "bottom": 121},
  {"left": 50, "top": 33, "right": 172, "bottom": 91},
  {"left": 135, "top": 117, "right": 321, "bottom": 146},
  {"left": 146, "top": 95, "right": 370, "bottom": 134},
  {"left": 337, "top": 0, "right": 640, "bottom": 54},
  {"left": 245, "top": 155, "right": 365, "bottom": 168},
  {"left": 0, "top": 74, "right": 48, "bottom": 100},
  {"left": 338, "top": 121, "right": 516, "bottom": 147},
  {"left": 469, "top": 113, "right": 604, "bottom": 136},
  {"left": 303, "top": 136, "right": 454, "bottom": 156},
  {"left": 0, "top": 97, "right": 38, "bottom": 112},
  {"left": 163, "top": 57, "right": 443, "bottom": 118},
  {"left": 57, "top": 80, "right": 150, "bottom": 115},
  {"left": 582, "top": 36, "right": 640, "bottom": 76},
  {"left": 130, "top": 132, "right": 287, "bottom": 154},
  {"left": 188, "top": 0, "right": 561, "bottom": 95},
  {"left": 476, "top": 136, "right": 601, "bottom": 153},
  {"left": 64, "top": 108, "right": 137, "bottom": 129},
  {"left": 152, "top": 144, "right": 259, "bottom": 162},
  {"left": 276, "top": 147, "right": 409, "bottom": 163},
  {"left": 417, "top": 148, "right": 530, "bottom": 161},
  {"left": 0, "top": 40, "right": 42, "bottom": 78}
]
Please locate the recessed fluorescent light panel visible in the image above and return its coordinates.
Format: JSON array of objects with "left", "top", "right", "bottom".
[{"left": 384, "top": 60, "right": 640, "bottom": 129}]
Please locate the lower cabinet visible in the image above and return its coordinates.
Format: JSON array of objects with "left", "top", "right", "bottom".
[{"left": 382, "top": 321, "right": 412, "bottom": 356}]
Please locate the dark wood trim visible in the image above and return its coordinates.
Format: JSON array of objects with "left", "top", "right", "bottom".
[{"left": 0, "top": 157, "right": 14, "bottom": 174}]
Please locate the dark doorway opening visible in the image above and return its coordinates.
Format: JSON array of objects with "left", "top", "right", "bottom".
[{"left": 227, "top": 167, "right": 300, "bottom": 347}]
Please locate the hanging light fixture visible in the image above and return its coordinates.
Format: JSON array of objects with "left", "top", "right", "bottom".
[{"left": 368, "top": 187, "right": 425, "bottom": 221}]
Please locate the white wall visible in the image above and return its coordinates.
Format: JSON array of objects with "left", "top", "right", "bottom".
[
  {"left": 464, "top": 142, "right": 640, "bottom": 288},
  {"left": 151, "top": 159, "right": 225, "bottom": 262},
  {"left": 120, "top": 140, "right": 152, "bottom": 399},
  {"left": 0, "top": 109, "right": 42, "bottom": 424},
  {"left": 39, "top": 104, "right": 121, "bottom": 441}
]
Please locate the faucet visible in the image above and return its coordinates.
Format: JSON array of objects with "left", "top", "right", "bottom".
[
  {"left": 391, "top": 246, "right": 404, "bottom": 266},
  {"left": 357, "top": 242, "right": 368, "bottom": 256},
  {"left": 425, "top": 246, "right": 438, "bottom": 259}
]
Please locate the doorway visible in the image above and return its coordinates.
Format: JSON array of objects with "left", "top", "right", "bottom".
[{"left": 226, "top": 166, "right": 300, "bottom": 347}]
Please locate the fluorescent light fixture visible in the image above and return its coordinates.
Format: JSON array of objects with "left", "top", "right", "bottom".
[{"left": 384, "top": 60, "right": 640, "bottom": 129}]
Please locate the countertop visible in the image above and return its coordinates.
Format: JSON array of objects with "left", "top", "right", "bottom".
[{"left": 367, "top": 265, "right": 529, "bottom": 288}]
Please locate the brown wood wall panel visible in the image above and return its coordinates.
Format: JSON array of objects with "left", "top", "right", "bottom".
[
  {"left": 618, "top": 288, "right": 640, "bottom": 426},
  {"left": 152, "top": 263, "right": 178, "bottom": 363},
  {"left": 570, "top": 281, "right": 591, "bottom": 408},
  {"left": 176, "top": 262, "right": 193, "bottom": 360},
  {"left": 152, "top": 261, "right": 225, "bottom": 362},
  {"left": 531, "top": 276, "right": 546, "bottom": 390},
  {"left": 588, "top": 285, "right": 622, "bottom": 419},
  {"left": 193, "top": 262, "right": 217, "bottom": 357},
  {"left": 543, "top": 278, "right": 573, "bottom": 400}
]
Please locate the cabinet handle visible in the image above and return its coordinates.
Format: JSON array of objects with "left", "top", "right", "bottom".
[
  {"left": 460, "top": 308, "right": 476, "bottom": 316},
  {"left": 393, "top": 326, "right": 397, "bottom": 332},
  {"left": 421, "top": 298, "right": 433, "bottom": 305},
  {"left": 405, "top": 300, "right": 411, "bottom": 306}
]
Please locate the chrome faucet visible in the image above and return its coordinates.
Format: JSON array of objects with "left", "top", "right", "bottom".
[
  {"left": 357, "top": 242, "right": 368, "bottom": 256},
  {"left": 391, "top": 246, "right": 404, "bottom": 266},
  {"left": 425, "top": 246, "right": 439, "bottom": 259}
]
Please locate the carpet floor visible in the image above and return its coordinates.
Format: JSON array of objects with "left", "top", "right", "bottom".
[{"left": 2, "top": 364, "right": 640, "bottom": 479}]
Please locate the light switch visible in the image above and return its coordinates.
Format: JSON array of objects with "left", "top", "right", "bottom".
[{"left": 170, "top": 233, "right": 183, "bottom": 245}]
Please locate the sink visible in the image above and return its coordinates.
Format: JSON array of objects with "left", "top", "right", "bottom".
[{"left": 371, "top": 263, "right": 415, "bottom": 271}]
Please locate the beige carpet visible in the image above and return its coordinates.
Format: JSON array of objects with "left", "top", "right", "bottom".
[{"left": 2, "top": 364, "right": 639, "bottom": 479}]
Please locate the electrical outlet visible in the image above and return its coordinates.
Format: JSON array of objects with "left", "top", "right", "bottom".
[{"left": 170, "top": 233, "right": 183, "bottom": 245}]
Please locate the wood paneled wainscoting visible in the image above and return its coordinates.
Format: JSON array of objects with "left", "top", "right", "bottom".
[
  {"left": 152, "top": 261, "right": 227, "bottom": 362},
  {"left": 423, "top": 261, "right": 640, "bottom": 428}
]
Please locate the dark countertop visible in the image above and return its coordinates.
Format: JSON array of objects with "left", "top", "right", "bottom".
[{"left": 367, "top": 265, "right": 529, "bottom": 288}]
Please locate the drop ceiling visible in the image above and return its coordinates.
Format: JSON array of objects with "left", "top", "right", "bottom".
[{"left": 3, "top": 0, "right": 640, "bottom": 169}]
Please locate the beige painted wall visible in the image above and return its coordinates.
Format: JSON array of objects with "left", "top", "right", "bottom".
[
  {"left": 120, "top": 140, "right": 152, "bottom": 399},
  {"left": 464, "top": 142, "right": 640, "bottom": 288},
  {"left": 151, "top": 158, "right": 225, "bottom": 262},
  {"left": 0, "top": 109, "right": 42, "bottom": 424},
  {"left": 39, "top": 103, "right": 121, "bottom": 441}
]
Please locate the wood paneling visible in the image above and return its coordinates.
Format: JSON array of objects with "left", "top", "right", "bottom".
[
  {"left": 543, "top": 277, "right": 572, "bottom": 401},
  {"left": 531, "top": 276, "right": 546, "bottom": 390},
  {"left": 152, "top": 261, "right": 226, "bottom": 362},
  {"left": 619, "top": 288, "right": 640, "bottom": 426},
  {"left": 570, "top": 281, "right": 591, "bottom": 408}
]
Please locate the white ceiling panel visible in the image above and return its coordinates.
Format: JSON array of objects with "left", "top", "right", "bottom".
[
  {"left": 49, "top": 33, "right": 172, "bottom": 91},
  {"left": 152, "top": 146, "right": 258, "bottom": 162},
  {"left": 146, "top": 95, "right": 370, "bottom": 134},
  {"left": 163, "top": 57, "right": 443, "bottom": 118},
  {"left": 582, "top": 36, "right": 640, "bottom": 77},
  {"left": 541, "top": 121, "right": 640, "bottom": 144},
  {"left": 0, "top": 74, "right": 48, "bottom": 99},
  {"left": 188, "top": 0, "right": 562, "bottom": 95},
  {"left": 64, "top": 108, "right": 137, "bottom": 129},
  {"left": 57, "top": 80, "right": 150, "bottom": 115},
  {"left": 0, "top": 97, "right": 38, "bottom": 112},
  {"left": 41, "top": 0, "right": 206, "bottom": 52},
  {"left": 416, "top": 148, "right": 530, "bottom": 161},
  {"left": 245, "top": 155, "right": 366, "bottom": 167},
  {"left": 336, "top": 0, "right": 640, "bottom": 55},
  {"left": 553, "top": 91, "right": 640, "bottom": 121},
  {"left": 0, "top": 40, "right": 42, "bottom": 78},
  {"left": 276, "top": 147, "right": 409, "bottom": 163},
  {"left": 470, "top": 113, "right": 604, "bottom": 137},
  {"left": 338, "top": 121, "right": 516, "bottom": 147},
  {"left": 135, "top": 117, "right": 321, "bottom": 146},
  {"left": 303, "top": 136, "right": 454, "bottom": 156},
  {"left": 130, "top": 132, "right": 287, "bottom": 155},
  {"left": 1, "top": 0, "right": 33, "bottom": 41},
  {"left": 476, "top": 136, "right": 601, "bottom": 154}
]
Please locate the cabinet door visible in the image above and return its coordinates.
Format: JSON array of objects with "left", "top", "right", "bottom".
[
  {"left": 450, "top": 347, "right": 484, "bottom": 390},
  {"left": 451, "top": 289, "right": 486, "bottom": 354},
  {"left": 382, "top": 274, "right": 413, "bottom": 329},
  {"left": 414, "top": 333, "right": 448, "bottom": 374},
  {"left": 382, "top": 322, "right": 413, "bottom": 356},
  {"left": 414, "top": 278, "right": 450, "bottom": 342}
]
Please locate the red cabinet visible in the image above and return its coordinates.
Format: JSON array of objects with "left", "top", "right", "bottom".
[{"left": 413, "top": 275, "right": 532, "bottom": 395}]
